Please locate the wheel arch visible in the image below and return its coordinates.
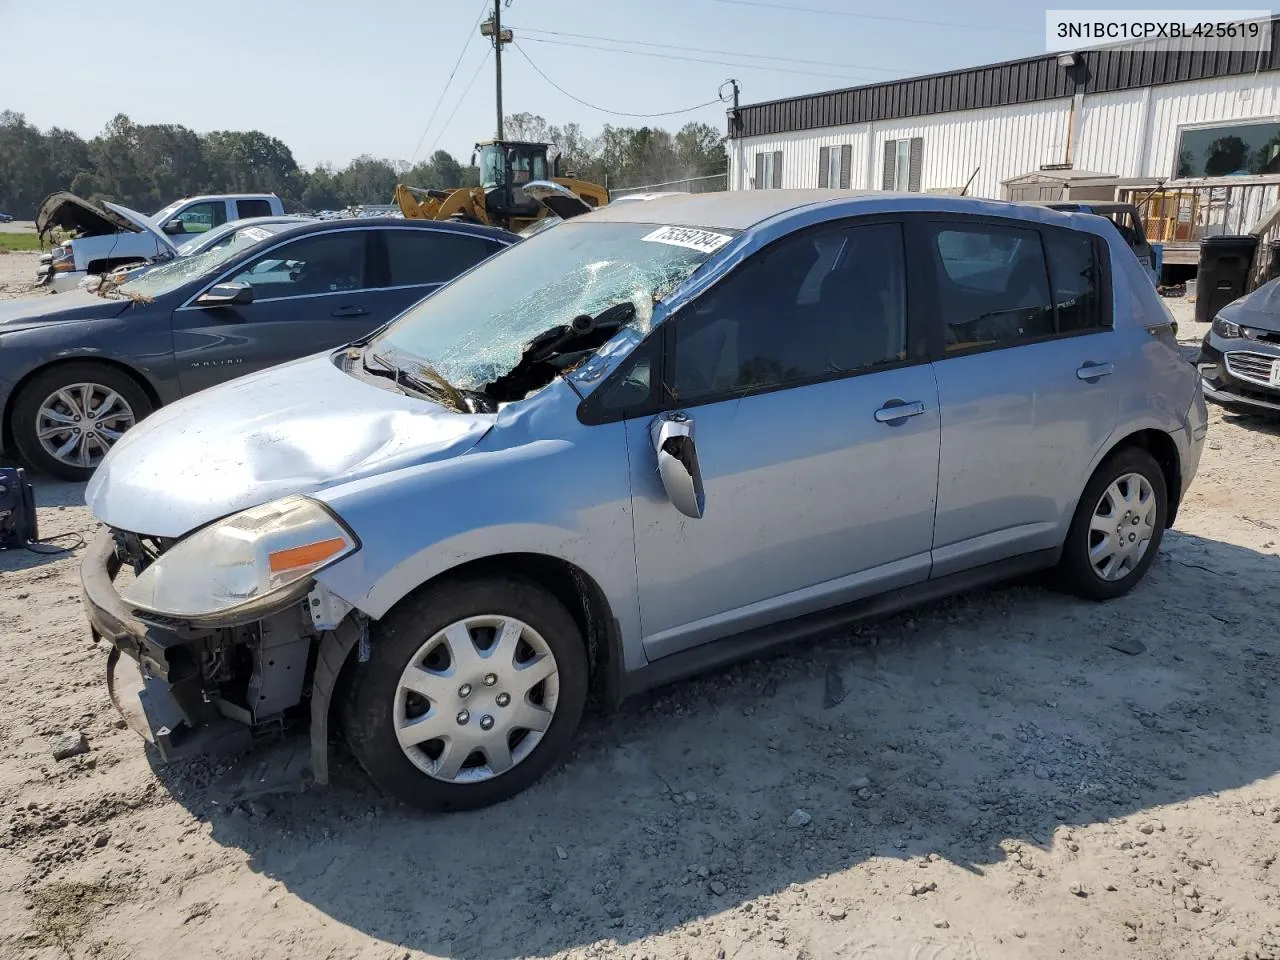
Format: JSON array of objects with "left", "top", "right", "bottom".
[
  {"left": 2, "top": 356, "right": 163, "bottom": 455},
  {"left": 320, "top": 551, "right": 625, "bottom": 775},
  {"left": 1098, "top": 428, "right": 1183, "bottom": 527}
]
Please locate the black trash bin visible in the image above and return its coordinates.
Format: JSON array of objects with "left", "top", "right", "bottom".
[
  {"left": 1195, "top": 235, "right": 1259, "bottom": 325},
  {"left": 1268, "top": 241, "right": 1280, "bottom": 283}
]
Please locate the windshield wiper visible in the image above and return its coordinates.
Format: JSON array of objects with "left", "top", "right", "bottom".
[
  {"left": 485, "top": 300, "right": 637, "bottom": 403},
  {"left": 362, "top": 349, "right": 473, "bottom": 411}
]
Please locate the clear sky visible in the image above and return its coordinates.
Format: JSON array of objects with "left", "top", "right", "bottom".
[{"left": 0, "top": 0, "right": 1242, "bottom": 171}]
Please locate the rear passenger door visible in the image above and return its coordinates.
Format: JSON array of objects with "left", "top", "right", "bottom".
[
  {"left": 920, "top": 217, "right": 1121, "bottom": 576},
  {"left": 372, "top": 227, "right": 508, "bottom": 315}
]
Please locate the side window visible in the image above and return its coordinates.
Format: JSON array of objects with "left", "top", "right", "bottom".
[
  {"left": 237, "top": 199, "right": 274, "bottom": 219},
  {"left": 1045, "top": 229, "right": 1108, "bottom": 333},
  {"left": 598, "top": 334, "right": 661, "bottom": 413},
  {"left": 929, "top": 222, "right": 1054, "bottom": 350},
  {"left": 382, "top": 230, "right": 502, "bottom": 287},
  {"left": 173, "top": 201, "right": 227, "bottom": 234},
  {"left": 671, "top": 221, "right": 908, "bottom": 402},
  {"left": 226, "top": 231, "right": 367, "bottom": 299}
]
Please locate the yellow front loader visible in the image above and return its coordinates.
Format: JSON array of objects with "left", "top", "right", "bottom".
[{"left": 394, "top": 140, "right": 608, "bottom": 233}]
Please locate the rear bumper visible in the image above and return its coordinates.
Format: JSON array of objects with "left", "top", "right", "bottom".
[{"left": 81, "top": 528, "right": 252, "bottom": 760}]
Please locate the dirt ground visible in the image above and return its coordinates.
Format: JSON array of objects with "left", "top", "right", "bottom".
[{"left": 1, "top": 247, "right": 1278, "bottom": 960}]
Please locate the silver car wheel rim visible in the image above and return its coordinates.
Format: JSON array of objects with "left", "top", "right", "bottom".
[
  {"left": 394, "top": 615, "right": 560, "bottom": 783},
  {"left": 35, "top": 383, "right": 136, "bottom": 470},
  {"left": 1088, "top": 472, "right": 1157, "bottom": 582}
]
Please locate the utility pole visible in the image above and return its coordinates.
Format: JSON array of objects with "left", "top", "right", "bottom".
[{"left": 480, "top": 1, "right": 513, "bottom": 140}]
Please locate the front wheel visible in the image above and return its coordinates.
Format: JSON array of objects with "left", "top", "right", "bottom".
[
  {"left": 341, "top": 575, "right": 588, "bottom": 812},
  {"left": 1057, "top": 446, "right": 1168, "bottom": 601},
  {"left": 10, "top": 363, "right": 153, "bottom": 482}
]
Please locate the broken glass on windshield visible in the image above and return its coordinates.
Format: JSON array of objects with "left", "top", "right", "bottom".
[{"left": 367, "top": 220, "right": 737, "bottom": 401}]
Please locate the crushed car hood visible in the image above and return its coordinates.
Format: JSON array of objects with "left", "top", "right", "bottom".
[
  {"left": 1219, "top": 276, "right": 1280, "bottom": 333},
  {"left": 0, "top": 290, "right": 131, "bottom": 330},
  {"left": 35, "top": 191, "right": 178, "bottom": 255},
  {"left": 86, "top": 352, "right": 497, "bottom": 538}
]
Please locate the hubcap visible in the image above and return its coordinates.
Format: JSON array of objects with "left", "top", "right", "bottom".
[
  {"left": 393, "top": 615, "right": 560, "bottom": 783},
  {"left": 1088, "top": 472, "right": 1157, "bottom": 582},
  {"left": 35, "top": 383, "right": 136, "bottom": 470}
]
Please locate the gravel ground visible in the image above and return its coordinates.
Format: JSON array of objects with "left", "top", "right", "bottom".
[{"left": 1, "top": 248, "right": 1278, "bottom": 960}]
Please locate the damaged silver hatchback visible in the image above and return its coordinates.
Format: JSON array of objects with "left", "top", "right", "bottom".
[{"left": 81, "top": 191, "right": 1205, "bottom": 811}]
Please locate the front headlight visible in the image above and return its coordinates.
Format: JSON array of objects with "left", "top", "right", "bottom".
[
  {"left": 1212, "top": 316, "right": 1241, "bottom": 339},
  {"left": 119, "top": 496, "right": 359, "bottom": 625}
]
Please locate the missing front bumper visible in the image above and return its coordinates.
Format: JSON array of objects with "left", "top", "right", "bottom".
[{"left": 83, "top": 528, "right": 255, "bottom": 762}]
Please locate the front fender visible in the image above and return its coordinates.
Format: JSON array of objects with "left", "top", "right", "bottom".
[
  {"left": 0, "top": 314, "right": 179, "bottom": 405},
  {"left": 312, "top": 414, "right": 644, "bottom": 669}
]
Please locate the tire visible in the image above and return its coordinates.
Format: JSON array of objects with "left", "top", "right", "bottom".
[
  {"left": 1056, "top": 446, "right": 1168, "bottom": 601},
  {"left": 10, "top": 363, "right": 153, "bottom": 482},
  {"left": 341, "top": 574, "right": 589, "bottom": 812}
]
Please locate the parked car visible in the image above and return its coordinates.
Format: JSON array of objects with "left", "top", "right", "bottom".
[
  {"left": 35, "top": 192, "right": 287, "bottom": 293},
  {"left": 1197, "top": 274, "right": 1280, "bottom": 414},
  {"left": 1, "top": 217, "right": 516, "bottom": 480},
  {"left": 101, "top": 215, "right": 316, "bottom": 286},
  {"left": 0, "top": 211, "right": 14, "bottom": 223},
  {"left": 81, "top": 191, "right": 1205, "bottom": 813}
]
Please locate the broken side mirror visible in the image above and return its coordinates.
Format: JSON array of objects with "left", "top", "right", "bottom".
[
  {"left": 650, "top": 412, "right": 705, "bottom": 519},
  {"left": 195, "top": 282, "right": 254, "bottom": 308}
]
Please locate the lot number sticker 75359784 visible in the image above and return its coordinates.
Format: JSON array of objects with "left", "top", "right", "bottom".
[{"left": 640, "top": 226, "right": 733, "bottom": 253}]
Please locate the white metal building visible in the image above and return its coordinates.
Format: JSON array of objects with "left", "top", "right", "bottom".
[{"left": 727, "top": 20, "right": 1280, "bottom": 202}]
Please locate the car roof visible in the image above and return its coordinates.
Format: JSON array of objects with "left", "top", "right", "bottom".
[
  {"left": 267, "top": 216, "right": 518, "bottom": 243},
  {"left": 581, "top": 189, "right": 1094, "bottom": 232}
]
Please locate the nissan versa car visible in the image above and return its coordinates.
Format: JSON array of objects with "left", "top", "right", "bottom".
[
  {"left": 81, "top": 191, "right": 1206, "bottom": 813},
  {"left": 1197, "top": 275, "right": 1280, "bottom": 415},
  {"left": 0, "top": 217, "right": 515, "bottom": 480}
]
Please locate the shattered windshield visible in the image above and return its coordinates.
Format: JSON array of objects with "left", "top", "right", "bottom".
[
  {"left": 368, "top": 221, "right": 737, "bottom": 394},
  {"left": 116, "top": 225, "right": 287, "bottom": 301}
]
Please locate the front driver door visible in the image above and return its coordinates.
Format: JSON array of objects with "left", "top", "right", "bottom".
[
  {"left": 626, "top": 218, "right": 941, "bottom": 661},
  {"left": 173, "top": 229, "right": 379, "bottom": 394}
]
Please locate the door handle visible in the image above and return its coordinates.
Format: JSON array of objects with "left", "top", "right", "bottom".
[
  {"left": 874, "top": 400, "right": 926, "bottom": 424},
  {"left": 331, "top": 305, "right": 370, "bottom": 318},
  {"left": 1076, "top": 361, "right": 1114, "bottom": 381}
]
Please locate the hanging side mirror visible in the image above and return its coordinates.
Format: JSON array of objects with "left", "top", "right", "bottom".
[{"left": 650, "top": 412, "right": 705, "bottom": 519}]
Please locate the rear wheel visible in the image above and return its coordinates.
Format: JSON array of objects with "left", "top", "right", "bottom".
[
  {"left": 10, "top": 363, "right": 153, "bottom": 481},
  {"left": 341, "top": 575, "right": 588, "bottom": 812},
  {"left": 1057, "top": 447, "right": 1168, "bottom": 601}
]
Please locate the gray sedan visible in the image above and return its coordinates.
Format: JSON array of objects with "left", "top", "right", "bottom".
[
  {"left": 0, "top": 217, "right": 515, "bottom": 480},
  {"left": 1197, "top": 275, "right": 1280, "bottom": 415}
]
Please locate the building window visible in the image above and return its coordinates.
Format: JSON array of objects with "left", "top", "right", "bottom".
[
  {"left": 1175, "top": 119, "right": 1280, "bottom": 178},
  {"left": 818, "top": 144, "right": 852, "bottom": 188},
  {"left": 754, "top": 150, "right": 783, "bottom": 189},
  {"left": 882, "top": 137, "right": 924, "bottom": 192}
]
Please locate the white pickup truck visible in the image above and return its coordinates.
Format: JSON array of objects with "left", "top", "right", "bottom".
[{"left": 35, "top": 192, "right": 285, "bottom": 293}]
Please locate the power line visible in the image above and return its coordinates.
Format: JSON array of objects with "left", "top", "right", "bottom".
[
  {"left": 425, "top": 49, "right": 493, "bottom": 163},
  {"left": 518, "top": 35, "right": 868, "bottom": 82},
  {"left": 708, "top": 0, "right": 1036, "bottom": 35},
  {"left": 513, "top": 43, "right": 726, "bottom": 117},
  {"left": 509, "top": 25, "right": 904, "bottom": 75},
  {"left": 408, "top": 0, "right": 491, "bottom": 165}
]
